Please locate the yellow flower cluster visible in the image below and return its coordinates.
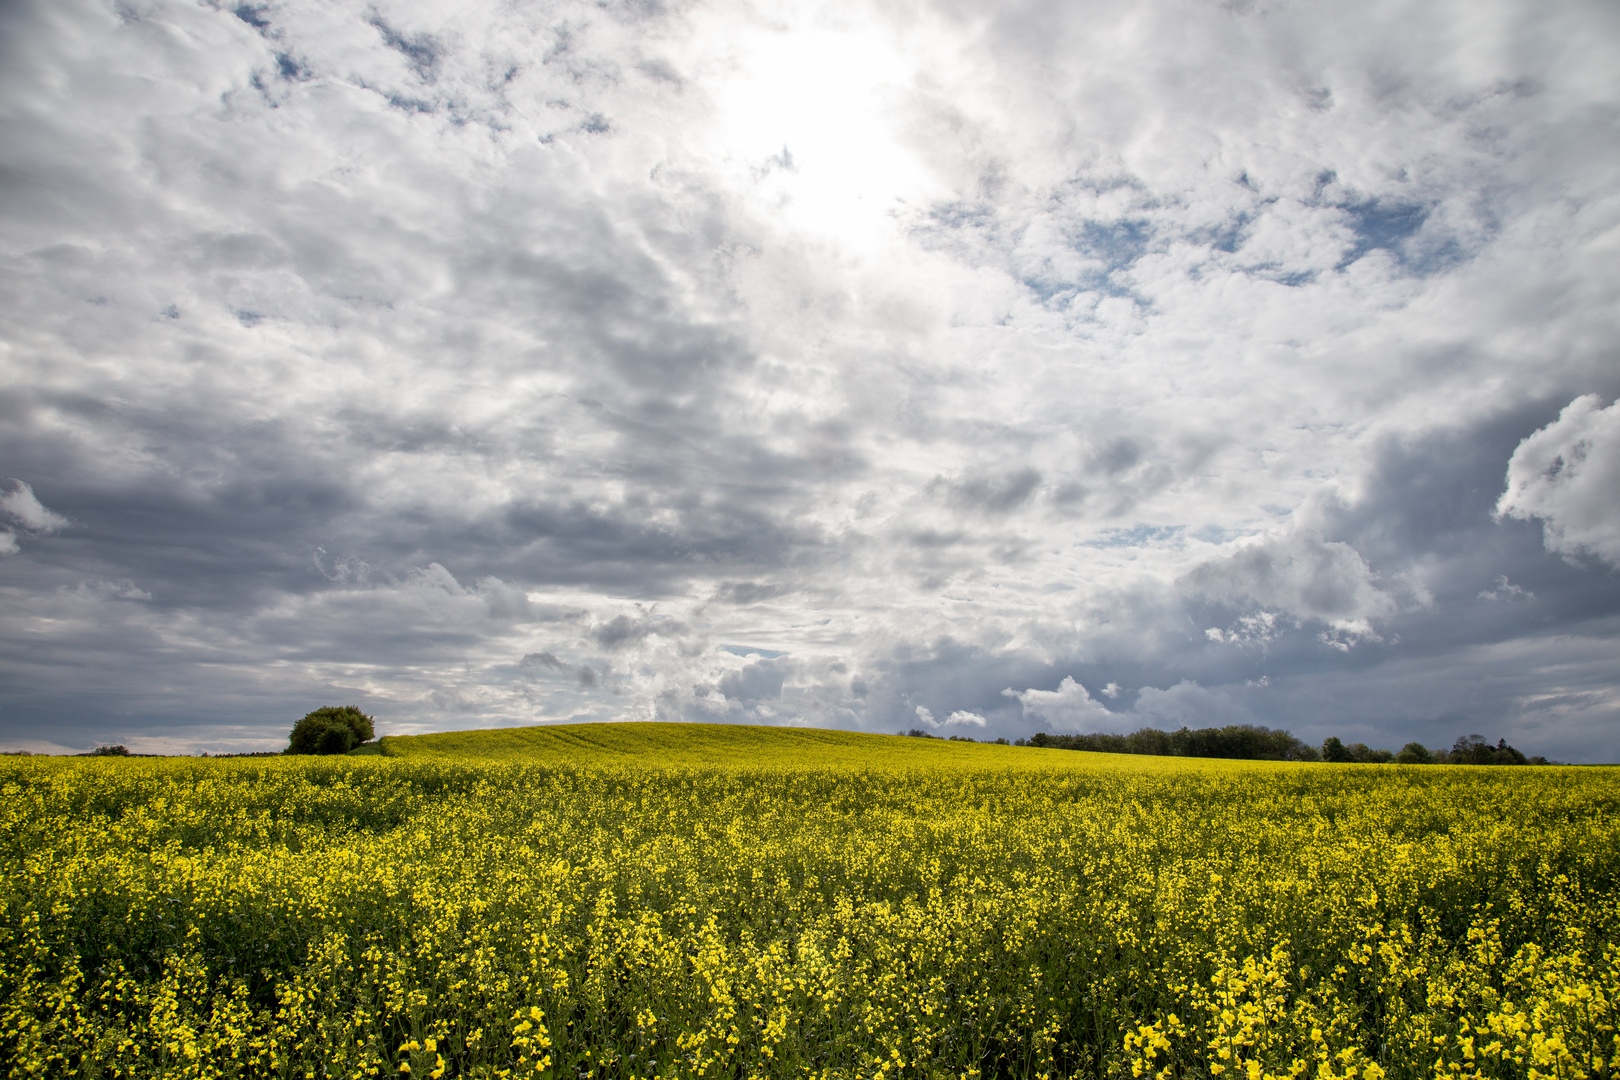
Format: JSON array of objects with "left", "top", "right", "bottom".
[{"left": 1, "top": 742, "right": 1615, "bottom": 1078}]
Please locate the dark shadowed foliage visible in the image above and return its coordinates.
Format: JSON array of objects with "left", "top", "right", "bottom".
[
  {"left": 287, "top": 706, "right": 376, "bottom": 756},
  {"left": 1445, "top": 734, "right": 1529, "bottom": 766},
  {"left": 1020, "top": 724, "right": 1316, "bottom": 761},
  {"left": 1395, "top": 741, "right": 1435, "bottom": 764}
]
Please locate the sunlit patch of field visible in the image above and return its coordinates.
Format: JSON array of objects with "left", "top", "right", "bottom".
[
  {"left": 366, "top": 721, "right": 1250, "bottom": 771},
  {"left": 374, "top": 720, "right": 1021, "bottom": 766},
  {"left": 2, "top": 724, "right": 1616, "bottom": 1078}
]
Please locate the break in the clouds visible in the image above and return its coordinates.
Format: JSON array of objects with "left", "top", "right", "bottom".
[{"left": 1, "top": 0, "right": 1618, "bottom": 759}]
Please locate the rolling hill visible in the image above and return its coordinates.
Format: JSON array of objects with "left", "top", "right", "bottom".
[
  {"left": 359, "top": 721, "right": 1024, "bottom": 767},
  {"left": 356, "top": 720, "right": 1270, "bottom": 771}
]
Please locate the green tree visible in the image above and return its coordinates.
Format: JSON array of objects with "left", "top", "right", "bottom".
[
  {"left": 1450, "top": 734, "right": 1528, "bottom": 766},
  {"left": 288, "top": 706, "right": 375, "bottom": 755},
  {"left": 1321, "top": 736, "right": 1351, "bottom": 763},
  {"left": 1394, "top": 741, "right": 1433, "bottom": 764},
  {"left": 1341, "top": 742, "right": 1394, "bottom": 764}
]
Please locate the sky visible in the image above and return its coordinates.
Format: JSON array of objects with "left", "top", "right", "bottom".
[{"left": 2, "top": 0, "right": 1618, "bottom": 760}]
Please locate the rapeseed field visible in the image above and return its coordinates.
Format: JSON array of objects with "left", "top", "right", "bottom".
[{"left": 2, "top": 724, "right": 1616, "bottom": 1079}]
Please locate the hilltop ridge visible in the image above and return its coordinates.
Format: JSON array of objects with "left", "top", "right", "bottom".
[
  {"left": 354, "top": 721, "right": 1278, "bottom": 771},
  {"left": 359, "top": 721, "right": 1016, "bottom": 767}
]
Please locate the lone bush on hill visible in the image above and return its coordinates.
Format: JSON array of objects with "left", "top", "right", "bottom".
[{"left": 287, "top": 706, "right": 375, "bottom": 755}]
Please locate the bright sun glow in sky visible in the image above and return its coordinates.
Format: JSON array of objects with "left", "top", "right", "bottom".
[{"left": 705, "top": 18, "right": 939, "bottom": 251}]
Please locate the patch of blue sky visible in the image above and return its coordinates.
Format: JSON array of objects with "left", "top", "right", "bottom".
[
  {"left": 1191, "top": 525, "right": 1242, "bottom": 545},
  {"left": 1018, "top": 275, "right": 1080, "bottom": 305},
  {"left": 387, "top": 94, "right": 437, "bottom": 114},
  {"left": 232, "top": 4, "right": 271, "bottom": 31},
  {"left": 719, "top": 644, "right": 786, "bottom": 659},
  {"left": 1081, "top": 524, "right": 1185, "bottom": 549},
  {"left": 905, "top": 199, "right": 1001, "bottom": 265},
  {"left": 1023, "top": 217, "right": 1163, "bottom": 310},
  {"left": 1227, "top": 263, "right": 1318, "bottom": 287},
  {"left": 1189, "top": 214, "right": 1250, "bottom": 255},
  {"left": 925, "top": 199, "right": 996, "bottom": 231},
  {"left": 1339, "top": 199, "right": 1427, "bottom": 260},
  {"left": 1333, "top": 198, "right": 1469, "bottom": 276},
  {"left": 1070, "top": 218, "right": 1154, "bottom": 269},
  {"left": 368, "top": 16, "right": 441, "bottom": 82}
]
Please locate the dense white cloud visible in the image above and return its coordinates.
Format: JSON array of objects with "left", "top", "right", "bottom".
[
  {"left": 945, "top": 711, "right": 987, "bottom": 728},
  {"left": 0, "top": 482, "right": 70, "bottom": 534},
  {"left": 0, "top": 0, "right": 1617, "bottom": 756},
  {"left": 1498, "top": 395, "right": 1620, "bottom": 566},
  {"left": 0, "top": 480, "right": 70, "bottom": 559},
  {"left": 1004, "top": 677, "right": 1121, "bottom": 733},
  {"left": 1184, "top": 521, "right": 1399, "bottom": 643}
]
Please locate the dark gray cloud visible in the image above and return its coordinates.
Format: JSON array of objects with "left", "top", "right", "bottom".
[{"left": 0, "top": 0, "right": 1616, "bottom": 758}]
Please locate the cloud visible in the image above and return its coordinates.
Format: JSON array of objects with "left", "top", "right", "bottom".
[
  {"left": 1497, "top": 395, "right": 1620, "bottom": 566},
  {"left": 1131, "top": 681, "right": 1255, "bottom": 729},
  {"left": 592, "top": 613, "right": 689, "bottom": 650},
  {"left": 718, "top": 659, "right": 786, "bottom": 703},
  {"left": 1205, "top": 611, "right": 1281, "bottom": 648},
  {"left": 68, "top": 579, "right": 152, "bottom": 602},
  {"left": 0, "top": 481, "right": 70, "bottom": 534},
  {"left": 0, "top": 0, "right": 1617, "bottom": 758},
  {"left": 1002, "top": 676, "right": 1257, "bottom": 738},
  {"left": 1479, "top": 576, "right": 1532, "bottom": 603},
  {"left": 1184, "top": 524, "right": 1398, "bottom": 641},
  {"left": 519, "top": 651, "right": 597, "bottom": 688},
  {"left": 712, "top": 581, "right": 794, "bottom": 606},
  {"left": 935, "top": 468, "right": 1043, "bottom": 513},
  {"left": 1003, "top": 676, "right": 1122, "bottom": 733},
  {"left": 910, "top": 703, "right": 985, "bottom": 730}
]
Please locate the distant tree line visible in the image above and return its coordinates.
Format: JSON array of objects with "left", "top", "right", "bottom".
[
  {"left": 902, "top": 729, "right": 1014, "bottom": 745},
  {"left": 1, "top": 746, "right": 141, "bottom": 757},
  {"left": 1313, "top": 733, "right": 1556, "bottom": 765},
  {"left": 1015, "top": 725, "right": 1318, "bottom": 761},
  {"left": 902, "top": 724, "right": 1559, "bottom": 765}
]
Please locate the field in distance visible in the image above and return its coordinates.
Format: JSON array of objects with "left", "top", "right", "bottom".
[
  {"left": 3, "top": 725, "right": 1617, "bottom": 1079},
  {"left": 359, "top": 721, "right": 1171, "bottom": 768},
  {"left": 365, "top": 720, "right": 1011, "bottom": 765}
]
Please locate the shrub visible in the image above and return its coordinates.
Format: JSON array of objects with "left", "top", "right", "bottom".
[{"left": 287, "top": 706, "right": 375, "bottom": 755}]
